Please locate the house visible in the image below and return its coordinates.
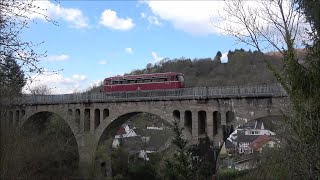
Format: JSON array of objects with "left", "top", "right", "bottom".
[
  {"left": 112, "top": 122, "right": 167, "bottom": 161},
  {"left": 236, "top": 130, "right": 261, "bottom": 154},
  {"left": 239, "top": 120, "right": 275, "bottom": 136},
  {"left": 249, "top": 135, "right": 278, "bottom": 152},
  {"left": 225, "top": 120, "right": 276, "bottom": 155},
  {"left": 112, "top": 123, "right": 138, "bottom": 148}
]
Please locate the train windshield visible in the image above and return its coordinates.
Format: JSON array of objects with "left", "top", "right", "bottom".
[{"left": 177, "top": 75, "right": 184, "bottom": 82}]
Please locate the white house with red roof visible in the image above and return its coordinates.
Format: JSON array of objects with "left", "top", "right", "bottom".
[
  {"left": 112, "top": 123, "right": 138, "bottom": 148},
  {"left": 226, "top": 120, "right": 277, "bottom": 154}
]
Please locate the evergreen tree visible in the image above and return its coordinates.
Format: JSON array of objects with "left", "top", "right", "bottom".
[
  {"left": 0, "top": 56, "right": 26, "bottom": 97},
  {"left": 163, "top": 120, "right": 195, "bottom": 180},
  {"left": 295, "top": 0, "right": 320, "bottom": 33},
  {"left": 213, "top": 51, "right": 222, "bottom": 62}
]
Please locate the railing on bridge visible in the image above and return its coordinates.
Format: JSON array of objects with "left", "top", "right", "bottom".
[{"left": 8, "top": 84, "right": 287, "bottom": 105}]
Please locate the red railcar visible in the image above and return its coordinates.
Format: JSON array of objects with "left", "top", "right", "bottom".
[{"left": 103, "top": 72, "right": 185, "bottom": 92}]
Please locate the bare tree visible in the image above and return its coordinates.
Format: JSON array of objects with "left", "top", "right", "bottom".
[
  {"left": 217, "top": 0, "right": 320, "bottom": 178},
  {"left": 29, "top": 84, "right": 52, "bottom": 95},
  {"left": 0, "top": 0, "right": 56, "bottom": 84},
  {"left": 217, "top": 0, "right": 306, "bottom": 53}
]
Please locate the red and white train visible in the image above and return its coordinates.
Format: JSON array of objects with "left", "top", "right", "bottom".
[{"left": 103, "top": 72, "right": 185, "bottom": 92}]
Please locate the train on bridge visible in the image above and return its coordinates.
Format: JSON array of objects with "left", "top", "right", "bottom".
[{"left": 103, "top": 72, "right": 185, "bottom": 92}]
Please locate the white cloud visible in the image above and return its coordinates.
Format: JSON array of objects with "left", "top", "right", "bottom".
[
  {"left": 125, "top": 48, "right": 133, "bottom": 54},
  {"left": 72, "top": 74, "right": 87, "bottom": 81},
  {"left": 143, "top": 1, "right": 225, "bottom": 35},
  {"left": 98, "top": 60, "right": 107, "bottom": 65},
  {"left": 24, "top": 71, "right": 89, "bottom": 94},
  {"left": 45, "top": 54, "right": 70, "bottom": 62},
  {"left": 143, "top": 1, "right": 306, "bottom": 37},
  {"left": 147, "top": 16, "right": 161, "bottom": 26},
  {"left": 90, "top": 80, "right": 103, "bottom": 88},
  {"left": 141, "top": 12, "right": 161, "bottom": 26},
  {"left": 99, "top": 9, "right": 134, "bottom": 30},
  {"left": 140, "top": 12, "right": 147, "bottom": 18},
  {"left": 29, "top": 0, "right": 89, "bottom": 29},
  {"left": 151, "top": 51, "right": 163, "bottom": 62}
]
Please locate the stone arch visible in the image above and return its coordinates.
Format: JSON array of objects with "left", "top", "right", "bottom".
[
  {"left": 21, "top": 110, "right": 79, "bottom": 140},
  {"left": 226, "top": 111, "right": 235, "bottom": 124},
  {"left": 95, "top": 110, "right": 175, "bottom": 178},
  {"left": 75, "top": 109, "right": 80, "bottom": 129},
  {"left": 173, "top": 110, "right": 180, "bottom": 122},
  {"left": 95, "top": 108, "right": 175, "bottom": 142},
  {"left": 94, "top": 109, "right": 101, "bottom": 129},
  {"left": 21, "top": 109, "right": 26, "bottom": 116},
  {"left": 250, "top": 114, "right": 284, "bottom": 123},
  {"left": 19, "top": 111, "right": 80, "bottom": 174},
  {"left": 102, "top": 108, "right": 110, "bottom": 121},
  {"left": 184, "top": 110, "right": 192, "bottom": 135},
  {"left": 98, "top": 112, "right": 140, "bottom": 143}
]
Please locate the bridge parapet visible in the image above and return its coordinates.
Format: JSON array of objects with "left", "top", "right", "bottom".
[{"left": 8, "top": 84, "right": 286, "bottom": 105}]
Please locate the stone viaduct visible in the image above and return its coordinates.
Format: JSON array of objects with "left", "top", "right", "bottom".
[{"left": 1, "top": 84, "right": 287, "bottom": 176}]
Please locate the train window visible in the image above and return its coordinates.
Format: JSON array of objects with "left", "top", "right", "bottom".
[
  {"left": 160, "top": 77, "right": 167, "bottom": 81},
  {"left": 112, "top": 81, "right": 119, "bottom": 84},
  {"left": 152, "top": 77, "right": 160, "bottom": 82},
  {"left": 120, "top": 79, "right": 128, "bottom": 84},
  {"left": 128, "top": 79, "right": 135, "bottom": 84},
  {"left": 144, "top": 79, "right": 151, "bottom": 83},
  {"left": 136, "top": 78, "right": 143, "bottom": 83}
]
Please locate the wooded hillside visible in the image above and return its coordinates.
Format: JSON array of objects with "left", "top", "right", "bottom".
[
  {"left": 89, "top": 49, "right": 284, "bottom": 92},
  {"left": 128, "top": 49, "right": 283, "bottom": 87}
]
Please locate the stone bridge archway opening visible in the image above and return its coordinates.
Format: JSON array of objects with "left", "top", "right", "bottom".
[
  {"left": 21, "top": 111, "right": 80, "bottom": 177},
  {"left": 96, "top": 111, "right": 174, "bottom": 178},
  {"left": 216, "top": 115, "right": 284, "bottom": 176}
]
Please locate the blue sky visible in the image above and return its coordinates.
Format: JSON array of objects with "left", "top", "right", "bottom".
[{"left": 22, "top": 0, "right": 259, "bottom": 94}]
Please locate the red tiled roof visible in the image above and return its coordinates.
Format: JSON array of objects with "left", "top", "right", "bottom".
[
  {"left": 116, "top": 127, "right": 126, "bottom": 135},
  {"left": 249, "top": 135, "right": 272, "bottom": 150}
]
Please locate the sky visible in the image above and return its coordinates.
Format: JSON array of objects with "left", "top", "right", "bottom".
[{"left": 20, "top": 0, "right": 279, "bottom": 94}]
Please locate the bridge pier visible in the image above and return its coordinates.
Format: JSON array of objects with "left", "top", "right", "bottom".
[
  {"left": 90, "top": 109, "right": 94, "bottom": 134},
  {"left": 80, "top": 108, "right": 85, "bottom": 133},
  {"left": 192, "top": 111, "right": 199, "bottom": 144},
  {"left": 77, "top": 133, "right": 97, "bottom": 178},
  {"left": 221, "top": 111, "right": 226, "bottom": 125},
  {"left": 207, "top": 111, "right": 214, "bottom": 141},
  {"left": 12, "top": 110, "right": 16, "bottom": 126}
]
